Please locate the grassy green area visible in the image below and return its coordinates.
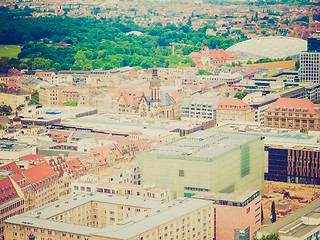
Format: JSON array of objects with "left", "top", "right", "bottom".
[{"left": 0, "top": 45, "right": 21, "bottom": 58}]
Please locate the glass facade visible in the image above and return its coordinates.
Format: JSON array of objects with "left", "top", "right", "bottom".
[
  {"left": 265, "top": 147, "right": 288, "bottom": 182},
  {"left": 234, "top": 227, "right": 250, "bottom": 240}
]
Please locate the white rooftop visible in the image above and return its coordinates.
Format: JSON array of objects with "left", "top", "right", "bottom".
[{"left": 227, "top": 36, "right": 307, "bottom": 59}]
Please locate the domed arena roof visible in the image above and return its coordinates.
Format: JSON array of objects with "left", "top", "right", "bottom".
[{"left": 227, "top": 37, "right": 307, "bottom": 60}]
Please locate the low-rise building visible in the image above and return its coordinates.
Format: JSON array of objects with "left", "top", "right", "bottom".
[
  {"left": 182, "top": 91, "right": 220, "bottom": 121},
  {"left": 264, "top": 98, "right": 320, "bottom": 131},
  {"left": 216, "top": 97, "right": 255, "bottom": 124}
]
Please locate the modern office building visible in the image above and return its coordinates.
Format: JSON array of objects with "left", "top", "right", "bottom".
[
  {"left": 257, "top": 197, "right": 320, "bottom": 240},
  {"left": 137, "top": 129, "right": 265, "bottom": 199},
  {"left": 265, "top": 142, "right": 320, "bottom": 185},
  {"left": 193, "top": 190, "right": 261, "bottom": 240},
  {"left": 4, "top": 193, "right": 214, "bottom": 240},
  {"left": 307, "top": 31, "right": 320, "bottom": 53},
  {"left": 299, "top": 31, "right": 320, "bottom": 83}
]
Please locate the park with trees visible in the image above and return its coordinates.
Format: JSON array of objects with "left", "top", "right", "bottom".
[{"left": 0, "top": 6, "right": 246, "bottom": 72}]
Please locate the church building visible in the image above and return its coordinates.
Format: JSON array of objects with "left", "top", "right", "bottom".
[{"left": 96, "top": 61, "right": 181, "bottom": 119}]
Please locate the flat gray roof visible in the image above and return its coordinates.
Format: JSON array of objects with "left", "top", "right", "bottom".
[
  {"left": 192, "top": 189, "right": 259, "bottom": 204},
  {"left": 94, "top": 198, "right": 211, "bottom": 239},
  {"left": 21, "top": 193, "right": 161, "bottom": 220},
  {"left": 148, "top": 129, "right": 260, "bottom": 161},
  {"left": 6, "top": 194, "right": 211, "bottom": 239}
]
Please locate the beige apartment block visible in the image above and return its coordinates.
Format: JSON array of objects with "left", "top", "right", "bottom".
[
  {"left": 4, "top": 193, "right": 213, "bottom": 240},
  {"left": 216, "top": 97, "right": 255, "bottom": 124},
  {"left": 0, "top": 92, "right": 30, "bottom": 109},
  {"left": 39, "top": 86, "right": 63, "bottom": 106}
]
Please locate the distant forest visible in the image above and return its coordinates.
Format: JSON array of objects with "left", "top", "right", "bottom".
[
  {"left": 203, "top": 0, "right": 318, "bottom": 6},
  {"left": 0, "top": 7, "right": 246, "bottom": 71}
]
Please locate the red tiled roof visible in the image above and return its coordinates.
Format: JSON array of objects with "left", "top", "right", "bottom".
[
  {"left": 12, "top": 173, "right": 30, "bottom": 190},
  {"left": 217, "top": 97, "right": 251, "bottom": 111},
  {"left": 23, "top": 162, "right": 56, "bottom": 188},
  {"left": 20, "top": 154, "right": 45, "bottom": 161},
  {"left": 266, "top": 98, "right": 320, "bottom": 115},
  {"left": 66, "top": 158, "right": 83, "bottom": 172},
  {"left": 34, "top": 71, "right": 54, "bottom": 77},
  {"left": 0, "top": 161, "right": 21, "bottom": 174},
  {"left": 7, "top": 83, "right": 21, "bottom": 89},
  {"left": 189, "top": 47, "right": 237, "bottom": 66},
  {"left": 63, "top": 84, "right": 78, "bottom": 93},
  {"left": 0, "top": 177, "right": 19, "bottom": 204},
  {"left": 8, "top": 68, "right": 22, "bottom": 76}
]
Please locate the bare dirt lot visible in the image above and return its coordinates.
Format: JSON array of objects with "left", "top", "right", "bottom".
[{"left": 263, "top": 181, "right": 320, "bottom": 221}]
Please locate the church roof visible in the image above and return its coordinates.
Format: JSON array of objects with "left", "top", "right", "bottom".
[{"left": 160, "top": 92, "right": 175, "bottom": 106}]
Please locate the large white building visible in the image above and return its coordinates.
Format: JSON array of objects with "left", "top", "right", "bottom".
[
  {"left": 181, "top": 91, "right": 220, "bottom": 122},
  {"left": 136, "top": 129, "right": 265, "bottom": 199}
]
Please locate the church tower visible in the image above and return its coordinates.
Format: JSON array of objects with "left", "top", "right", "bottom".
[{"left": 150, "top": 60, "right": 160, "bottom": 103}]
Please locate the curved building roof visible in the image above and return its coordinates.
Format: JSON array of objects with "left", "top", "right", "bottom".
[{"left": 227, "top": 37, "right": 307, "bottom": 60}]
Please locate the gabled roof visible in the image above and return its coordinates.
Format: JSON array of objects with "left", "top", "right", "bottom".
[
  {"left": 0, "top": 161, "right": 21, "bottom": 174},
  {"left": 7, "top": 83, "right": 21, "bottom": 89},
  {"left": 23, "top": 162, "right": 56, "bottom": 188},
  {"left": 266, "top": 98, "right": 320, "bottom": 115},
  {"left": 20, "top": 154, "right": 45, "bottom": 161},
  {"left": 0, "top": 177, "right": 20, "bottom": 205},
  {"left": 66, "top": 158, "right": 83, "bottom": 172},
  {"left": 12, "top": 173, "right": 31, "bottom": 190}
]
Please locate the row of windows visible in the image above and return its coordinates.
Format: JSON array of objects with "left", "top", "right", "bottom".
[{"left": 184, "top": 187, "right": 210, "bottom": 192}]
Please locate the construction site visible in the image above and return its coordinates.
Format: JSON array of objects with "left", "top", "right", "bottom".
[{"left": 263, "top": 181, "right": 320, "bottom": 221}]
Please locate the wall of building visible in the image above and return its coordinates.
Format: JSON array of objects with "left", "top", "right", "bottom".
[
  {"left": 214, "top": 194, "right": 261, "bottom": 240},
  {"left": 138, "top": 136, "right": 264, "bottom": 199}
]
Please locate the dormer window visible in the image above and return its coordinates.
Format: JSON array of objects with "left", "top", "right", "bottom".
[
  {"left": 296, "top": 108, "right": 301, "bottom": 112},
  {"left": 303, "top": 108, "right": 308, "bottom": 112},
  {"left": 289, "top": 107, "right": 294, "bottom": 112},
  {"left": 282, "top": 107, "right": 287, "bottom": 111},
  {"left": 275, "top": 106, "right": 280, "bottom": 111}
]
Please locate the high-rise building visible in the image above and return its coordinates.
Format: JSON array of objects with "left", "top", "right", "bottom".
[
  {"left": 137, "top": 129, "right": 265, "bottom": 199},
  {"left": 299, "top": 31, "right": 320, "bottom": 83},
  {"left": 307, "top": 31, "right": 320, "bottom": 53}
]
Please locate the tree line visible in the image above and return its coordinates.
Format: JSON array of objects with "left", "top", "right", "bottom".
[{"left": 0, "top": 7, "right": 246, "bottom": 71}]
